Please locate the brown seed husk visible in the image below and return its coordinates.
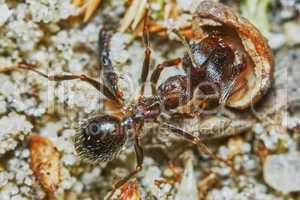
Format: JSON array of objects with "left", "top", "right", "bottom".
[
  {"left": 29, "top": 135, "right": 61, "bottom": 193},
  {"left": 193, "top": 1, "right": 274, "bottom": 109}
]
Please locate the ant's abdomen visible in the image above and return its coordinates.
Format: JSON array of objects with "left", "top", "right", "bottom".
[{"left": 74, "top": 115, "right": 127, "bottom": 163}]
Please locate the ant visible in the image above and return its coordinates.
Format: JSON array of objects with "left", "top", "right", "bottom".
[{"left": 16, "top": 6, "right": 259, "bottom": 199}]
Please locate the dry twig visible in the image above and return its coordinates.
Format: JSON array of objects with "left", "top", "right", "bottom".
[{"left": 72, "top": 0, "right": 102, "bottom": 22}]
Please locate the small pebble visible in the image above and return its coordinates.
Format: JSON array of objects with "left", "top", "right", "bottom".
[
  {"left": 0, "top": 4, "right": 11, "bottom": 26},
  {"left": 284, "top": 22, "right": 300, "bottom": 45},
  {"left": 263, "top": 152, "right": 300, "bottom": 193},
  {"left": 268, "top": 32, "right": 286, "bottom": 49},
  {"left": 175, "top": 158, "right": 198, "bottom": 200}
]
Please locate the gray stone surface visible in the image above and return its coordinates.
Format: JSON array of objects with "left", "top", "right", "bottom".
[{"left": 263, "top": 152, "right": 300, "bottom": 193}]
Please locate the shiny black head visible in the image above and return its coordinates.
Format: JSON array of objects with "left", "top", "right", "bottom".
[{"left": 74, "top": 115, "right": 127, "bottom": 163}]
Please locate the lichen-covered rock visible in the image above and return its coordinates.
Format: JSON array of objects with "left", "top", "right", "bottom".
[{"left": 263, "top": 152, "right": 300, "bottom": 193}]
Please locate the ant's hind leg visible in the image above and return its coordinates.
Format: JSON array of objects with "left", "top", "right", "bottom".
[
  {"left": 18, "top": 62, "right": 122, "bottom": 105},
  {"left": 161, "top": 122, "right": 238, "bottom": 173},
  {"left": 106, "top": 136, "right": 144, "bottom": 200},
  {"left": 99, "top": 28, "right": 124, "bottom": 100}
]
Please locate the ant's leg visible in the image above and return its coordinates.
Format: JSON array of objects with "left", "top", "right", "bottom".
[
  {"left": 150, "top": 58, "right": 182, "bottom": 95},
  {"left": 99, "top": 28, "right": 124, "bottom": 100},
  {"left": 107, "top": 136, "right": 144, "bottom": 200},
  {"left": 148, "top": 21, "right": 193, "bottom": 38},
  {"left": 19, "top": 62, "right": 122, "bottom": 105},
  {"left": 140, "top": 10, "right": 152, "bottom": 96},
  {"left": 161, "top": 122, "right": 237, "bottom": 172},
  {"left": 0, "top": 65, "right": 19, "bottom": 73}
]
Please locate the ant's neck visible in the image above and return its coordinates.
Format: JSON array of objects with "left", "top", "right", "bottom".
[{"left": 131, "top": 95, "right": 162, "bottom": 122}]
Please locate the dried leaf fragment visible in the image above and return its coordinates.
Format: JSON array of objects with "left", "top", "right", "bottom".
[
  {"left": 72, "top": 0, "right": 84, "bottom": 6},
  {"left": 164, "top": 0, "right": 179, "bottom": 20},
  {"left": 72, "top": 0, "right": 102, "bottom": 22},
  {"left": 83, "top": 0, "right": 102, "bottom": 22},
  {"left": 119, "top": 0, "right": 148, "bottom": 33},
  {"left": 0, "top": 65, "right": 19, "bottom": 73},
  {"left": 198, "top": 173, "right": 219, "bottom": 199},
  {"left": 119, "top": 181, "right": 141, "bottom": 200},
  {"left": 29, "top": 135, "right": 61, "bottom": 193}
]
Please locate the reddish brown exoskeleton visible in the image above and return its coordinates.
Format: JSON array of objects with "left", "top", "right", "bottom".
[{"left": 15, "top": 1, "right": 274, "bottom": 199}]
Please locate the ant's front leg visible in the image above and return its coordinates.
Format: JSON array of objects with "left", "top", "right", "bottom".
[
  {"left": 161, "top": 122, "right": 238, "bottom": 173},
  {"left": 18, "top": 62, "right": 122, "bottom": 105},
  {"left": 139, "top": 11, "right": 181, "bottom": 96},
  {"left": 150, "top": 58, "right": 182, "bottom": 95},
  {"left": 107, "top": 135, "right": 144, "bottom": 200},
  {"left": 99, "top": 28, "right": 124, "bottom": 101},
  {"left": 139, "top": 10, "right": 152, "bottom": 96}
]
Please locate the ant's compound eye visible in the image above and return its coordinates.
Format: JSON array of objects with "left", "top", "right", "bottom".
[{"left": 74, "top": 115, "right": 127, "bottom": 163}]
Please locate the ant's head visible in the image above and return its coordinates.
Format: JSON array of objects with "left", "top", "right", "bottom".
[{"left": 74, "top": 114, "right": 129, "bottom": 163}]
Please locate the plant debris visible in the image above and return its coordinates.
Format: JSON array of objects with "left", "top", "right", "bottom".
[
  {"left": 73, "top": 0, "right": 103, "bottom": 22},
  {"left": 29, "top": 135, "right": 61, "bottom": 194}
]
